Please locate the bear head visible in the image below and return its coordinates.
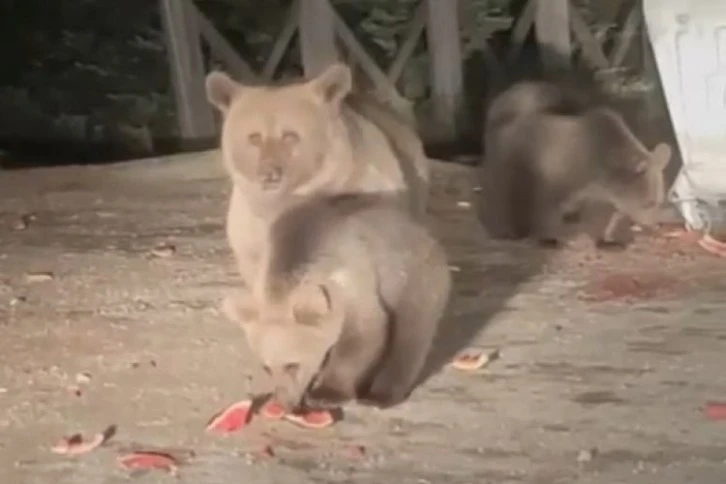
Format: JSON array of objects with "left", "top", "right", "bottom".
[
  {"left": 205, "top": 63, "right": 354, "bottom": 201},
  {"left": 222, "top": 283, "right": 343, "bottom": 411}
]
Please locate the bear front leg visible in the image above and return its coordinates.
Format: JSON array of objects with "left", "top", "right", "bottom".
[
  {"left": 233, "top": 249, "right": 261, "bottom": 289},
  {"left": 302, "top": 318, "right": 384, "bottom": 410},
  {"left": 531, "top": 196, "right": 565, "bottom": 248},
  {"left": 303, "top": 364, "right": 358, "bottom": 410},
  {"left": 477, "top": 158, "right": 521, "bottom": 240},
  {"left": 595, "top": 210, "right": 628, "bottom": 251},
  {"left": 225, "top": 190, "right": 265, "bottom": 288}
]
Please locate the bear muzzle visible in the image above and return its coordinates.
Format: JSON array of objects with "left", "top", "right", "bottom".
[
  {"left": 273, "top": 385, "right": 305, "bottom": 412},
  {"left": 257, "top": 164, "right": 284, "bottom": 191}
]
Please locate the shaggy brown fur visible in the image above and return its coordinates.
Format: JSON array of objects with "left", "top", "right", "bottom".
[
  {"left": 222, "top": 193, "right": 451, "bottom": 411},
  {"left": 484, "top": 80, "right": 598, "bottom": 135},
  {"left": 478, "top": 81, "right": 672, "bottom": 246},
  {"left": 205, "top": 63, "right": 429, "bottom": 288}
]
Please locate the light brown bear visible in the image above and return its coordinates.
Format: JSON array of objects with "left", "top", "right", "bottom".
[
  {"left": 205, "top": 63, "right": 429, "bottom": 287},
  {"left": 478, "top": 81, "right": 672, "bottom": 247},
  {"left": 222, "top": 193, "right": 451, "bottom": 411}
]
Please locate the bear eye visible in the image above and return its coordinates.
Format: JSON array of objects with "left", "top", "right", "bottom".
[
  {"left": 247, "top": 132, "right": 263, "bottom": 146},
  {"left": 281, "top": 130, "right": 300, "bottom": 145}
]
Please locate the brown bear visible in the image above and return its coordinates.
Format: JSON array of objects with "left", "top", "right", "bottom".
[
  {"left": 205, "top": 63, "right": 430, "bottom": 287},
  {"left": 484, "top": 79, "right": 594, "bottom": 133},
  {"left": 222, "top": 193, "right": 451, "bottom": 411},
  {"left": 478, "top": 81, "right": 672, "bottom": 246}
]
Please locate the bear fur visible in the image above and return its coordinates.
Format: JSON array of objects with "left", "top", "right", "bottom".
[
  {"left": 478, "top": 81, "right": 672, "bottom": 246},
  {"left": 484, "top": 80, "right": 594, "bottom": 134},
  {"left": 205, "top": 63, "right": 430, "bottom": 287},
  {"left": 222, "top": 193, "right": 451, "bottom": 411}
]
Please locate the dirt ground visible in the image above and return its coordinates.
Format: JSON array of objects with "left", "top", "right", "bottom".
[{"left": 1, "top": 151, "right": 725, "bottom": 484}]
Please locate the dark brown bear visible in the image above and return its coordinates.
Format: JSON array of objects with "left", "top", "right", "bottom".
[{"left": 478, "top": 81, "right": 672, "bottom": 246}]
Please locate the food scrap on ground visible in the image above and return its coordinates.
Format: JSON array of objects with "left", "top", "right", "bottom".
[
  {"left": 12, "top": 218, "right": 28, "bottom": 231},
  {"left": 205, "top": 399, "right": 255, "bottom": 433},
  {"left": 698, "top": 234, "right": 726, "bottom": 258},
  {"left": 450, "top": 348, "right": 501, "bottom": 371},
  {"left": 75, "top": 372, "right": 92, "bottom": 384},
  {"left": 703, "top": 401, "right": 726, "bottom": 421},
  {"left": 51, "top": 434, "right": 104, "bottom": 456},
  {"left": 579, "top": 271, "right": 679, "bottom": 303},
  {"left": 9, "top": 295, "right": 27, "bottom": 306},
  {"left": 283, "top": 409, "right": 337, "bottom": 429},
  {"left": 260, "top": 400, "right": 286, "bottom": 420},
  {"left": 11, "top": 213, "right": 36, "bottom": 231},
  {"left": 51, "top": 425, "right": 116, "bottom": 456},
  {"left": 206, "top": 396, "right": 338, "bottom": 433},
  {"left": 23, "top": 271, "right": 54, "bottom": 283},
  {"left": 577, "top": 447, "right": 598, "bottom": 463},
  {"left": 117, "top": 451, "right": 179, "bottom": 476},
  {"left": 653, "top": 223, "right": 697, "bottom": 240},
  {"left": 150, "top": 243, "right": 176, "bottom": 258},
  {"left": 651, "top": 223, "right": 726, "bottom": 258}
]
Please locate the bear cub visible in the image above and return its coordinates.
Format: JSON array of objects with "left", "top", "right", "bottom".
[
  {"left": 223, "top": 193, "right": 451, "bottom": 411},
  {"left": 478, "top": 80, "right": 672, "bottom": 247}
]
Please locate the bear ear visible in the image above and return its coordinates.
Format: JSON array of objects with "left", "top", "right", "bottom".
[
  {"left": 205, "top": 71, "right": 240, "bottom": 113},
  {"left": 307, "top": 62, "right": 353, "bottom": 108},
  {"left": 221, "top": 290, "right": 258, "bottom": 326},
  {"left": 650, "top": 142, "right": 672, "bottom": 171},
  {"left": 291, "top": 283, "right": 332, "bottom": 326}
]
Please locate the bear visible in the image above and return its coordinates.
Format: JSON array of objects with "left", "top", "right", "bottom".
[
  {"left": 477, "top": 82, "right": 672, "bottom": 247},
  {"left": 221, "top": 193, "right": 452, "bottom": 412},
  {"left": 483, "top": 79, "right": 595, "bottom": 134},
  {"left": 204, "top": 63, "right": 430, "bottom": 288}
]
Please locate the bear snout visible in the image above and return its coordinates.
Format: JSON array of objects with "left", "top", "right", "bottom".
[
  {"left": 258, "top": 164, "right": 284, "bottom": 190},
  {"left": 273, "top": 385, "right": 303, "bottom": 412}
]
